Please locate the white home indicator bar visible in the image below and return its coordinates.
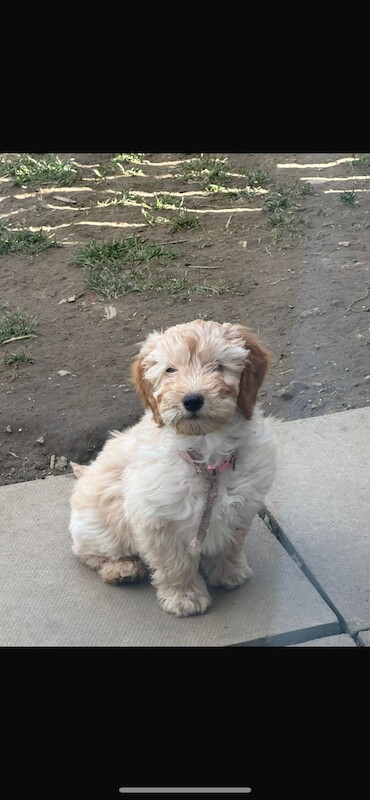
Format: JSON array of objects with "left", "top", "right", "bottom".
[{"left": 119, "top": 790, "right": 252, "bottom": 794}]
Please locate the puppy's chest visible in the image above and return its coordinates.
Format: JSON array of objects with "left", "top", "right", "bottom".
[
  {"left": 150, "top": 459, "right": 246, "bottom": 524},
  {"left": 126, "top": 437, "right": 250, "bottom": 529}
]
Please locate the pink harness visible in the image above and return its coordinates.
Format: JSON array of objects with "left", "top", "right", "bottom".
[{"left": 179, "top": 449, "right": 237, "bottom": 554}]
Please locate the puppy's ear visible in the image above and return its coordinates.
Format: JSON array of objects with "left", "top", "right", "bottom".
[
  {"left": 70, "top": 461, "right": 87, "bottom": 478},
  {"left": 226, "top": 324, "right": 271, "bottom": 419},
  {"left": 131, "top": 332, "right": 163, "bottom": 427}
]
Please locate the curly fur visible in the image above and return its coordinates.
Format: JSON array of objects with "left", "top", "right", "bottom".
[{"left": 69, "top": 320, "right": 276, "bottom": 617}]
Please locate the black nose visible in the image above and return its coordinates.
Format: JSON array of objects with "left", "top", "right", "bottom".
[{"left": 183, "top": 393, "right": 204, "bottom": 412}]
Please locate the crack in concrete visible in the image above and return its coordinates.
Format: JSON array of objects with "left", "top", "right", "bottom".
[{"left": 258, "top": 506, "right": 350, "bottom": 641}]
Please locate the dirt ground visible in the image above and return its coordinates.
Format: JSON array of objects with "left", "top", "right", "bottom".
[{"left": 0, "top": 152, "right": 369, "bottom": 486}]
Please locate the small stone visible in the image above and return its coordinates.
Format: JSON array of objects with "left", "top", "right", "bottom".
[
  {"left": 365, "top": 375, "right": 370, "bottom": 381},
  {"left": 55, "top": 456, "right": 68, "bottom": 470},
  {"left": 49, "top": 455, "right": 56, "bottom": 469},
  {"left": 6, "top": 425, "right": 12, "bottom": 433},
  {"left": 58, "top": 298, "right": 67, "bottom": 305},
  {"left": 276, "top": 381, "right": 310, "bottom": 400},
  {"left": 104, "top": 305, "right": 117, "bottom": 319},
  {"left": 35, "top": 436, "right": 45, "bottom": 445},
  {"left": 57, "top": 370, "right": 71, "bottom": 377},
  {"left": 67, "top": 296, "right": 76, "bottom": 303},
  {"left": 300, "top": 308, "right": 320, "bottom": 318}
]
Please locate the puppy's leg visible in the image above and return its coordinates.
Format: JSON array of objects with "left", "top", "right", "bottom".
[
  {"left": 137, "top": 524, "right": 211, "bottom": 617},
  {"left": 201, "top": 525, "right": 254, "bottom": 590},
  {"left": 70, "top": 509, "right": 147, "bottom": 585},
  {"left": 82, "top": 553, "right": 147, "bottom": 585}
]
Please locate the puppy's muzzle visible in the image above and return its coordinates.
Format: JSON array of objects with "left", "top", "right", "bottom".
[{"left": 182, "top": 393, "right": 204, "bottom": 413}]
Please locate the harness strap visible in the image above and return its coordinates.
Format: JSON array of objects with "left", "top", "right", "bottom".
[{"left": 179, "top": 449, "right": 237, "bottom": 554}]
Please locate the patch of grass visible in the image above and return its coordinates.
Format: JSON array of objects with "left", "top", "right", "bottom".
[
  {"left": 263, "top": 180, "right": 313, "bottom": 246},
  {"left": 96, "top": 160, "right": 145, "bottom": 178},
  {"left": 176, "top": 155, "right": 230, "bottom": 189},
  {"left": 75, "top": 236, "right": 174, "bottom": 270},
  {"left": 295, "top": 181, "right": 315, "bottom": 196},
  {"left": 239, "top": 167, "right": 270, "bottom": 188},
  {"left": 0, "top": 310, "right": 38, "bottom": 345},
  {"left": 267, "top": 213, "right": 286, "bottom": 228},
  {"left": 141, "top": 209, "right": 170, "bottom": 226},
  {"left": 0, "top": 223, "right": 57, "bottom": 256},
  {"left": 96, "top": 190, "right": 138, "bottom": 207},
  {"left": 149, "top": 193, "right": 183, "bottom": 210},
  {"left": 340, "top": 190, "right": 356, "bottom": 205},
  {"left": 268, "top": 213, "right": 311, "bottom": 244},
  {"left": 169, "top": 212, "right": 200, "bottom": 232},
  {"left": 353, "top": 154, "right": 370, "bottom": 169},
  {"left": 3, "top": 350, "right": 32, "bottom": 366},
  {"left": 85, "top": 264, "right": 211, "bottom": 299},
  {"left": 205, "top": 183, "right": 226, "bottom": 193},
  {"left": 206, "top": 183, "right": 258, "bottom": 195},
  {"left": 0, "top": 154, "right": 81, "bottom": 186},
  {"left": 228, "top": 186, "right": 255, "bottom": 199},
  {"left": 113, "top": 153, "right": 148, "bottom": 164},
  {"left": 74, "top": 235, "right": 217, "bottom": 300},
  {"left": 264, "top": 185, "right": 293, "bottom": 212}
]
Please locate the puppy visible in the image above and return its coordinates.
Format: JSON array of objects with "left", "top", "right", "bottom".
[{"left": 69, "top": 320, "right": 276, "bottom": 617}]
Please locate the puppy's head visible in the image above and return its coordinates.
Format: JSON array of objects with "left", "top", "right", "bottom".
[{"left": 132, "top": 320, "right": 270, "bottom": 435}]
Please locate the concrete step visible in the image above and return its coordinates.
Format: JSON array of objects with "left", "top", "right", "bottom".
[
  {"left": 289, "top": 634, "right": 356, "bottom": 647},
  {"left": 265, "top": 406, "right": 370, "bottom": 635},
  {"left": 0, "top": 475, "right": 338, "bottom": 646}
]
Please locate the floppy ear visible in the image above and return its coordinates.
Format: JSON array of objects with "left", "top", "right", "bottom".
[
  {"left": 131, "top": 332, "right": 163, "bottom": 427},
  {"left": 232, "top": 325, "right": 271, "bottom": 419}
]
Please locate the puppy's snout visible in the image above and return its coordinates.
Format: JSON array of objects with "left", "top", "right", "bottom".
[{"left": 183, "top": 393, "right": 204, "bottom": 412}]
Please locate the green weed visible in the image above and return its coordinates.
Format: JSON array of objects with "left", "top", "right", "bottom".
[
  {"left": 268, "top": 213, "right": 311, "bottom": 243},
  {"left": 149, "top": 193, "right": 183, "bottom": 210},
  {"left": 264, "top": 186, "right": 293, "bottom": 212},
  {"left": 340, "top": 190, "right": 356, "bottom": 205},
  {"left": 0, "top": 154, "right": 80, "bottom": 186},
  {"left": 176, "top": 155, "right": 230, "bottom": 189},
  {"left": 3, "top": 350, "right": 32, "bottom": 366},
  {"left": 0, "top": 310, "right": 38, "bottom": 345},
  {"left": 169, "top": 212, "right": 200, "bottom": 232},
  {"left": 96, "top": 190, "right": 138, "bottom": 207},
  {"left": 0, "top": 224, "right": 57, "bottom": 255}
]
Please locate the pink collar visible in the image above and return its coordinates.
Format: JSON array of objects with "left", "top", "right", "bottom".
[
  {"left": 179, "top": 448, "right": 237, "bottom": 477},
  {"left": 179, "top": 448, "right": 237, "bottom": 554}
]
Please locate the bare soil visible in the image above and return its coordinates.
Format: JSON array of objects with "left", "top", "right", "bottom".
[{"left": 1, "top": 152, "right": 369, "bottom": 485}]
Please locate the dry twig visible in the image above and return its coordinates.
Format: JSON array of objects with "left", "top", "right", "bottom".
[{"left": 345, "top": 286, "right": 370, "bottom": 312}]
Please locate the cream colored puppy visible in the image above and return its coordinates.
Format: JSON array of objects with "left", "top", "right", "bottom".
[{"left": 69, "top": 320, "right": 276, "bottom": 617}]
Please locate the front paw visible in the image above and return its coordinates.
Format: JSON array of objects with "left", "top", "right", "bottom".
[
  {"left": 157, "top": 584, "right": 211, "bottom": 617},
  {"left": 99, "top": 557, "right": 147, "bottom": 584},
  {"left": 202, "top": 557, "right": 253, "bottom": 590}
]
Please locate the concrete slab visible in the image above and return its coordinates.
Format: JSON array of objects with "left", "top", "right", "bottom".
[
  {"left": 357, "top": 630, "right": 370, "bottom": 647},
  {"left": 289, "top": 634, "right": 356, "bottom": 647},
  {"left": 0, "top": 476, "right": 338, "bottom": 646},
  {"left": 265, "top": 407, "right": 370, "bottom": 635}
]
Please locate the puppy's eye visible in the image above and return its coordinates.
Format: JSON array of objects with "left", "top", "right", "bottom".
[
  {"left": 213, "top": 363, "right": 223, "bottom": 372},
  {"left": 166, "top": 367, "right": 177, "bottom": 373}
]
